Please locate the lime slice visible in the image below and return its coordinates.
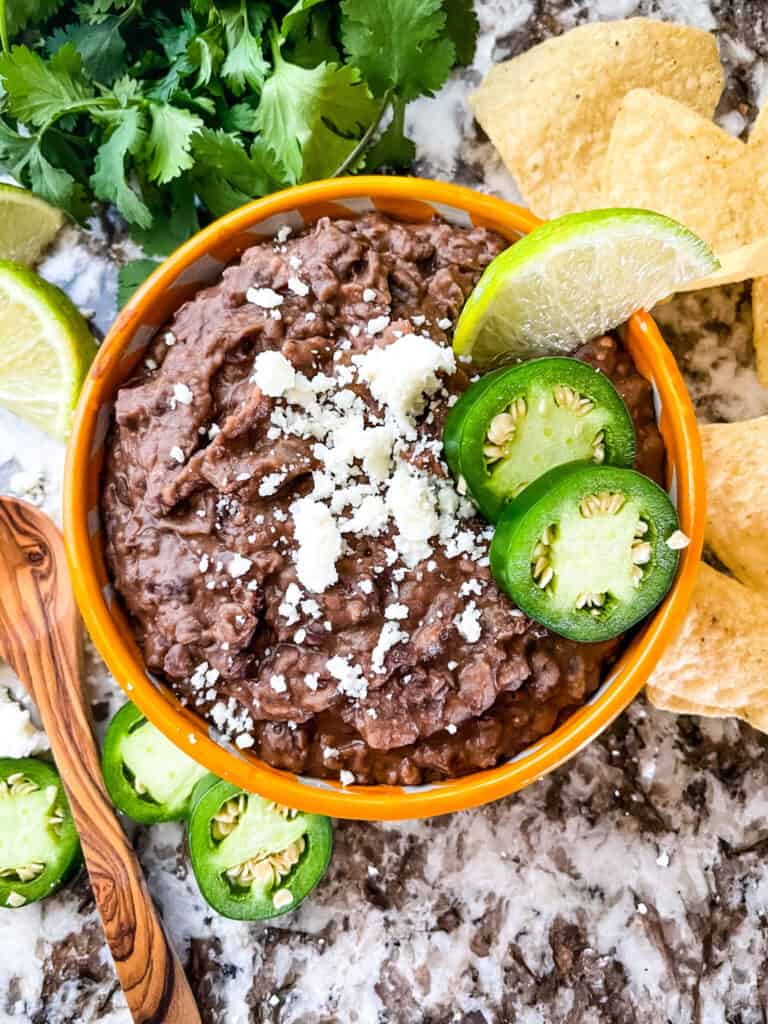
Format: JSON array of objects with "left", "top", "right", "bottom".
[
  {"left": 0, "top": 184, "right": 66, "bottom": 265},
  {"left": 0, "top": 261, "right": 97, "bottom": 441},
  {"left": 453, "top": 209, "right": 719, "bottom": 367}
]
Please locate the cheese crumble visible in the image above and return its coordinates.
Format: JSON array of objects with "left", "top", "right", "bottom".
[
  {"left": 172, "top": 382, "right": 193, "bottom": 405},
  {"left": 357, "top": 334, "right": 456, "bottom": 437},
  {"left": 252, "top": 351, "right": 296, "bottom": 397},
  {"left": 454, "top": 601, "right": 482, "bottom": 643},
  {"left": 247, "top": 286, "right": 283, "bottom": 308},
  {"left": 291, "top": 497, "right": 342, "bottom": 593}
]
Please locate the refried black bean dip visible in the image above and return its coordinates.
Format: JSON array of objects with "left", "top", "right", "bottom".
[{"left": 103, "top": 213, "right": 665, "bottom": 786}]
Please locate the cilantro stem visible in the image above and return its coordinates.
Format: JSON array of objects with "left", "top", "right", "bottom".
[
  {"left": 0, "top": 0, "right": 9, "bottom": 54},
  {"left": 40, "top": 98, "right": 119, "bottom": 135},
  {"left": 331, "top": 89, "right": 395, "bottom": 179},
  {"left": 268, "top": 22, "right": 283, "bottom": 68}
]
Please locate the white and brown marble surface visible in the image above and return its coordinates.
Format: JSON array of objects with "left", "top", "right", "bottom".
[{"left": 2, "top": 2, "right": 768, "bottom": 1021}]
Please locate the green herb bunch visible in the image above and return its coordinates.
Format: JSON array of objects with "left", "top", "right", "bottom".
[{"left": 0, "top": 0, "right": 478, "bottom": 263}]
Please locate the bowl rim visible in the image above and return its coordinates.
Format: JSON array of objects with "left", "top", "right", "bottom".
[{"left": 63, "top": 175, "right": 705, "bottom": 820}]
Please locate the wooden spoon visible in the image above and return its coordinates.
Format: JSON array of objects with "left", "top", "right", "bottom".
[{"left": 0, "top": 497, "right": 200, "bottom": 1024}]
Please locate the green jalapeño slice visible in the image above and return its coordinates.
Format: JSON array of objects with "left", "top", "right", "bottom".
[
  {"left": 102, "top": 703, "right": 209, "bottom": 823},
  {"left": 444, "top": 357, "right": 635, "bottom": 521},
  {"left": 0, "top": 758, "right": 81, "bottom": 909},
  {"left": 490, "top": 464, "right": 680, "bottom": 642},
  {"left": 187, "top": 777, "right": 333, "bottom": 920}
]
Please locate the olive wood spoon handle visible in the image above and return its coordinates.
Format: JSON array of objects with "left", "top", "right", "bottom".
[{"left": 0, "top": 497, "right": 200, "bottom": 1024}]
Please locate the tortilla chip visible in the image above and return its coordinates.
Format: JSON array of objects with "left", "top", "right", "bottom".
[
  {"left": 699, "top": 417, "right": 768, "bottom": 594},
  {"left": 751, "top": 277, "right": 768, "bottom": 387},
  {"left": 469, "top": 19, "right": 723, "bottom": 219},
  {"left": 646, "top": 563, "right": 768, "bottom": 733},
  {"left": 677, "top": 237, "right": 768, "bottom": 292},
  {"left": 602, "top": 90, "right": 768, "bottom": 259}
]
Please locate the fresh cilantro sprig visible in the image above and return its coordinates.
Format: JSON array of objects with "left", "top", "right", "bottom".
[{"left": 0, "top": 0, "right": 478, "bottom": 264}]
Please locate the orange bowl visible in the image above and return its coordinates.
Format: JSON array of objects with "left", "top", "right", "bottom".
[{"left": 64, "top": 176, "right": 705, "bottom": 820}]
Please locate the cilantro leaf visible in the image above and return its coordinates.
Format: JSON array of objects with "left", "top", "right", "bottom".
[
  {"left": 144, "top": 102, "right": 203, "bottom": 184},
  {"left": 130, "top": 177, "right": 200, "bottom": 256},
  {"left": 340, "top": 0, "right": 455, "bottom": 101},
  {"left": 220, "top": 2, "right": 270, "bottom": 96},
  {"left": 365, "top": 102, "right": 415, "bottom": 170},
  {"left": 188, "top": 26, "right": 225, "bottom": 88},
  {"left": 158, "top": 10, "right": 198, "bottom": 64},
  {"left": 28, "top": 148, "right": 89, "bottom": 218},
  {"left": 191, "top": 128, "right": 275, "bottom": 215},
  {"left": 280, "top": 0, "right": 328, "bottom": 40},
  {"left": 46, "top": 17, "right": 128, "bottom": 85},
  {"left": 255, "top": 55, "right": 377, "bottom": 183},
  {"left": 75, "top": 0, "right": 132, "bottom": 23},
  {"left": 112, "top": 74, "right": 142, "bottom": 106},
  {"left": 0, "top": 0, "right": 466, "bottom": 255},
  {"left": 0, "top": 119, "right": 34, "bottom": 172},
  {"left": 90, "top": 107, "right": 152, "bottom": 228},
  {"left": 222, "top": 100, "right": 257, "bottom": 132},
  {"left": 285, "top": 7, "right": 339, "bottom": 69},
  {"left": 4, "top": 0, "right": 64, "bottom": 36},
  {"left": 0, "top": 44, "right": 95, "bottom": 129},
  {"left": 117, "top": 258, "right": 160, "bottom": 308},
  {"left": 0, "top": 111, "right": 88, "bottom": 220},
  {"left": 3, "top": 128, "right": 89, "bottom": 219},
  {"left": 151, "top": 10, "right": 197, "bottom": 101},
  {"left": 443, "top": 0, "right": 478, "bottom": 66}
]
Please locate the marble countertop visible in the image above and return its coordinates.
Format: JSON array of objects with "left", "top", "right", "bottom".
[{"left": 3, "top": 1, "right": 768, "bottom": 1021}]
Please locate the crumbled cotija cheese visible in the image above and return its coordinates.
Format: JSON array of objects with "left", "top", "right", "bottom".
[
  {"left": 246, "top": 286, "right": 283, "bottom": 308},
  {"left": 172, "top": 382, "right": 193, "bottom": 405},
  {"left": 252, "top": 351, "right": 296, "bottom": 397},
  {"left": 372, "top": 621, "right": 408, "bottom": 673},
  {"left": 384, "top": 603, "right": 409, "bottom": 620},
  {"left": 288, "top": 276, "right": 310, "bottom": 296},
  {"left": 356, "top": 334, "right": 456, "bottom": 436},
  {"left": 270, "top": 674, "right": 287, "bottom": 693},
  {"left": 291, "top": 497, "right": 342, "bottom": 592},
  {"left": 454, "top": 601, "right": 482, "bottom": 643},
  {"left": 258, "top": 472, "right": 286, "bottom": 496},
  {"left": 327, "top": 656, "right": 368, "bottom": 699},
  {"left": 366, "top": 315, "right": 390, "bottom": 335},
  {"left": 227, "top": 553, "right": 253, "bottom": 578},
  {"left": 386, "top": 464, "right": 439, "bottom": 566},
  {"left": 342, "top": 494, "right": 389, "bottom": 535}
]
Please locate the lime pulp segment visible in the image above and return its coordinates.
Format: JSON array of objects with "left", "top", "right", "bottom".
[
  {"left": 0, "top": 261, "right": 96, "bottom": 440},
  {"left": 0, "top": 184, "right": 65, "bottom": 265}
]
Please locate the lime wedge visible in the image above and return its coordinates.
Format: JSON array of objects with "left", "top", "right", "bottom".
[
  {"left": 0, "top": 261, "right": 97, "bottom": 441},
  {"left": 0, "top": 184, "right": 66, "bottom": 265},
  {"left": 453, "top": 209, "right": 719, "bottom": 367}
]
